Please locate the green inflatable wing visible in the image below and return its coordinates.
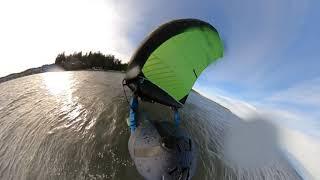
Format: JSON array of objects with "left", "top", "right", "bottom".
[{"left": 125, "top": 19, "right": 224, "bottom": 108}]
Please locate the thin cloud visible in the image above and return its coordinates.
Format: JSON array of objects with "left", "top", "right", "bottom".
[
  {"left": 266, "top": 78, "right": 320, "bottom": 108},
  {"left": 198, "top": 91, "right": 320, "bottom": 179},
  {"left": 203, "top": 0, "right": 310, "bottom": 89},
  {"left": 282, "top": 128, "right": 320, "bottom": 180}
]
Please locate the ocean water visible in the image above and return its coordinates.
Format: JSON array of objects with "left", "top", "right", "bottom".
[{"left": 0, "top": 71, "right": 301, "bottom": 180}]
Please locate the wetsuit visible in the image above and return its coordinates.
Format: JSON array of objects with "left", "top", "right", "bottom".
[{"left": 128, "top": 95, "right": 180, "bottom": 132}]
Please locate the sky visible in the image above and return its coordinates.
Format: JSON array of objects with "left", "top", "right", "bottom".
[{"left": 0, "top": 0, "right": 319, "bottom": 179}]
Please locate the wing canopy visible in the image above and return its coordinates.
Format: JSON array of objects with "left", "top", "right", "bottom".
[{"left": 125, "top": 19, "right": 223, "bottom": 108}]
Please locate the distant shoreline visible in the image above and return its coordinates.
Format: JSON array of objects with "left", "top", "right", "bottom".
[
  {"left": 0, "top": 52, "right": 128, "bottom": 84},
  {"left": 0, "top": 64, "right": 58, "bottom": 84},
  {"left": 0, "top": 64, "right": 125, "bottom": 84}
]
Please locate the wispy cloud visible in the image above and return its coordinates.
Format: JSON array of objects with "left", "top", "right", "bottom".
[
  {"left": 196, "top": 80, "right": 320, "bottom": 136},
  {"left": 197, "top": 89, "right": 320, "bottom": 179},
  {"left": 199, "top": 0, "right": 316, "bottom": 94},
  {"left": 282, "top": 128, "right": 320, "bottom": 180},
  {"left": 195, "top": 88, "right": 258, "bottom": 120},
  {"left": 266, "top": 78, "right": 320, "bottom": 109}
]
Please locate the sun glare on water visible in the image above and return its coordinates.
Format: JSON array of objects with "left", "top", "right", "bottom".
[
  {"left": 42, "top": 72, "right": 89, "bottom": 133},
  {"left": 42, "top": 72, "right": 73, "bottom": 96}
]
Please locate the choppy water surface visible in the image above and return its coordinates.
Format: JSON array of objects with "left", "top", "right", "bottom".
[{"left": 0, "top": 71, "right": 301, "bottom": 180}]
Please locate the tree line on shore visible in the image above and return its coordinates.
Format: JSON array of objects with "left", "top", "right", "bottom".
[
  {"left": 0, "top": 52, "right": 128, "bottom": 83},
  {"left": 55, "top": 51, "right": 128, "bottom": 71}
]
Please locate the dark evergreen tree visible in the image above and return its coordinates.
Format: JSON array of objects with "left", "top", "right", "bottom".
[{"left": 54, "top": 51, "right": 127, "bottom": 71}]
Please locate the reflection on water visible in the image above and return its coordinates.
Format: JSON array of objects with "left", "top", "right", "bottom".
[
  {"left": 42, "top": 72, "right": 73, "bottom": 96},
  {"left": 0, "top": 71, "right": 302, "bottom": 180},
  {"left": 42, "top": 72, "right": 89, "bottom": 133}
]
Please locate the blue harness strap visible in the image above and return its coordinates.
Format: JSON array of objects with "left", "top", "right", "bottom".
[
  {"left": 129, "top": 95, "right": 138, "bottom": 132},
  {"left": 174, "top": 108, "right": 180, "bottom": 127}
]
